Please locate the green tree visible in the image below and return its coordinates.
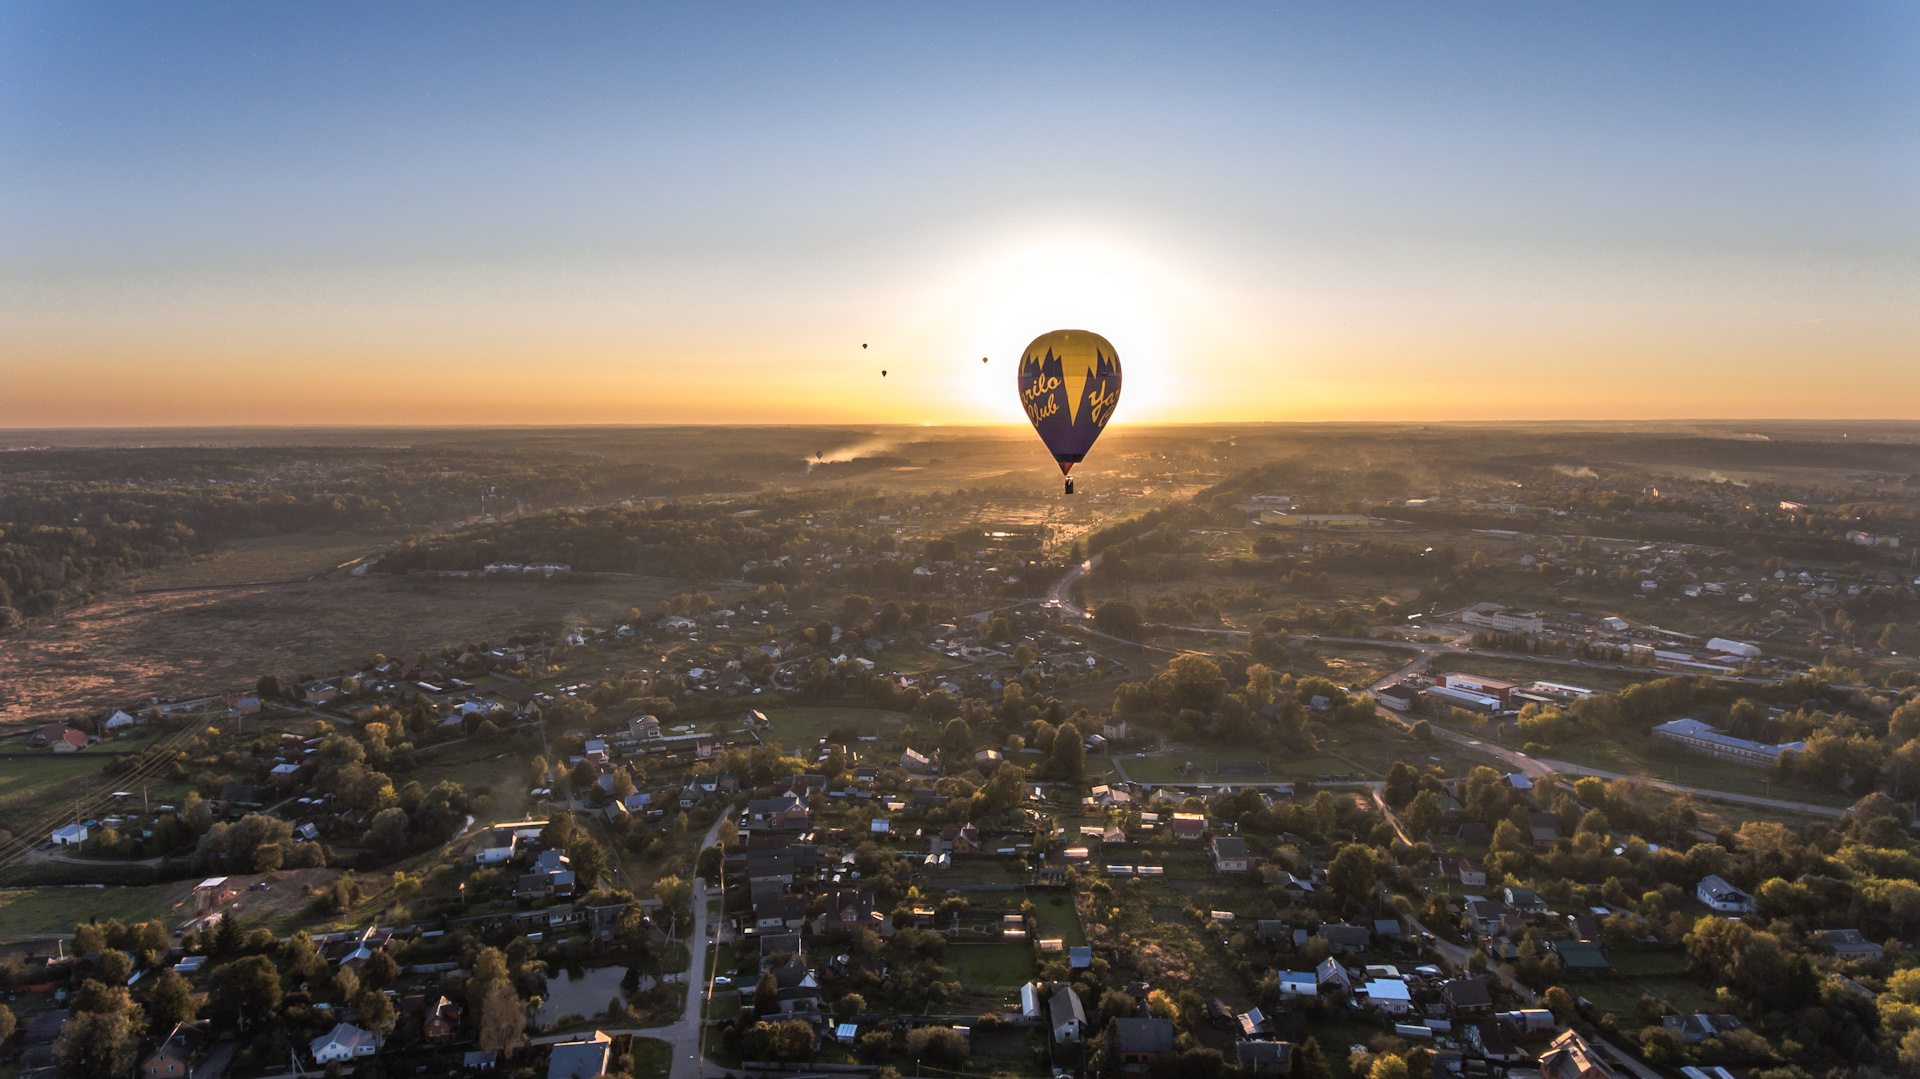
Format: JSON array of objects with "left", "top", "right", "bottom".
[
  {"left": 1291, "top": 1038, "right": 1332, "bottom": 1079},
  {"left": 206, "top": 955, "right": 281, "bottom": 1030},
  {"left": 1093, "top": 601, "right": 1144, "bottom": 639},
  {"left": 1327, "top": 844, "right": 1377, "bottom": 909},
  {"left": 1050, "top": 722, "right": 1085, "bottom": 780},
  {"left": 905, "top": 1025, "right": 969, "bottom": 1066},
  {"left": 55, "top": 1010, "right": 141, "bottom": 1079},
  {"left": 1383, "top": 762, "right": 1417, "bottom": 808},
  {"left": 568, "top": 835, "right": 608, "bottom": 893},
  {"left": 1404, "top": 791, "right": 1441, "bottom": 840},
  {"left": 147, "top": 969, "right": 197, "bottom": 1033},
  {"left": 358, "top": 989, "right": 396, "bottom": 1036}
]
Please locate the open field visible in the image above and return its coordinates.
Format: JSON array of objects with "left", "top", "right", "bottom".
[
  {"left": 130, "top": 532, "right": 397, "bottom": 590},
  {"left": 1028, "top": 890, "right": 1085, "bottom": 946},
  {"left": 0, "top": 573, "right": 748, "bottom": 727},
  {"left": 1428, "top": 653, "right": 1661, "bottom": 695},
  {"left": 947, "top": 941, "right": 1036, "bottom": 986},
  {"left": 755, "top": 706, "right": 915, "bottom": 748},
  {"left": 1538, "top": 726, "right": 1851, "bottom": 808},
  {"left": 0, "top": 748, "right": 141, "bottom": 811},
  {"left": 1574, "top": 975, "right": 1721, "bottom": 1017},
  {"left": 0, "top": 883, "right": 186, "bottom": 936}
]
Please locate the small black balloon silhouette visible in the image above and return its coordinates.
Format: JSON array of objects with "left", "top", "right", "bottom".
[
  {"left": 881, "top": 370, "right": 888, "bottom": 377},
  {"left": 982, "top": 357, "right": 989, "bottom": 363},
  {"left": 862, "top": 343, "right": 868, "bottom": 349}
]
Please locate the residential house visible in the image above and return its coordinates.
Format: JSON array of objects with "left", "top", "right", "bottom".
[
  {"left": 477, "top": 832, "right": 518, "bottom": 865},
  {"left": 900, "top": 748, "right": 935, "bottom": 774},
  {"left": 1277, "top": 971, "right": 1318, "bottom": 1000},
  {"left": 1528, "top": 812, "right": 1561, "bottom": 847},
  {"left": 821, "top": 890, "right": 887, "bottom": 933},
  {"left": 311, "top": 1023, "right": 381, "bottom": 1063},
  {"left": 1170, "top": 813, "right": 1207, "bottom": 841},
  {"left": 424, "top": 997, "right": 462, "bottom": 1041},
  {"left": 937, "top": 824, "right": 980, "bottom": 853},
  {"left": 32, "top": 724, "right": 88, "bottom": 752},
  {"left": 1442, "top": 978, "right": 1494, "bottom": 1016},
  {"left": 1817, "top": 929, "right": 1886, "bottom": 960},
  {"left": 744, "top": 793, "right": 811, "bottom": 832},
  {"left": 1548, "top": 941, "right": 1611, "bottom": 971},
  {"left": 546, "top": 1032, "right": 612, "bottom": 1079},
  {"left": 1696, "top": 875, "right": 1755, "bottom": 914},
  {"left": 1504, "top": 886, "right": 1548, "bottom": 915},
  {"left": 1238, "top": 1042, "right": 1293, "bottom": 1076},
  {"left": 758, "top": 933, "right": 805, "bottom": 972},
  {"left": 1209, "top": 836, "right": 1251, "bottom": 872},
  {"left": 1362, "top": 978, "right": 1414, "bottom": 1016},
  {"left": 1661, "top": 1014, "right": 1742, "bottom": 1044},
  {"left": 1455, "top": 858, "right": 1488, "bottom": 887},
  {"left": 1318, "top": 924, "right": 1371, "bottom": 953},
  {"left": 1537, "top": 1029, "right": 1618, "bottom": 1079},
  {"left": 1109, "top": 1018, "right": 1176, "bottom": 1071},
  {"left": 1050, "top": 985, "right": 1087, "bottom": 1043},
  {"left": 1315, "top": 956, "right": 1353, "bottom": 995},
  {"left": 141, "top": 1023, "right": 206, "bottom": 1079},
  {"left": 1464, "top": 899, "right": 1523, "bottom": 937}
]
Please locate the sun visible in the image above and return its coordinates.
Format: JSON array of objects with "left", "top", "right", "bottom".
[{"left": 917, "top": 238, "right": 1189, "bottom": 424}]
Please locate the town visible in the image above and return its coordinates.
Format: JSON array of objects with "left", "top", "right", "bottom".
[{"left": 3, "top": 423, "right": 1920, "bottom": 1079}]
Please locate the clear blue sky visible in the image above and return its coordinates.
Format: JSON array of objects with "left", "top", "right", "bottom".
[{"left": 3, "top": 3, "right": 1916, "bottom": 424}]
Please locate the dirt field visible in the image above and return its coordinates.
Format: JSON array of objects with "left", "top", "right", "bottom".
[{"left": 0, "top": 574, "right": 736, "bottom": 726}]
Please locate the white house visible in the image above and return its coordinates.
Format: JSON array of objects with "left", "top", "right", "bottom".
[
  {"left": 1363, "top": 978, "right": 1415, "bottom": 1015},
  {"left": 52, "top": 823, "right": 87, "bottom": 846},
  {"left": 476, "top": 832, "right": 517, "bottom": 865},
  {"left": 1277, "top": 971, "right": 1318, "bottom": 999},
  {"left": 311, "top": 1023, "right": 381, "bottom": 1063},
  {"left": 1049, "top": 985, "right": 1086, "bottom": 1043},
  {"left": 102, "top": 710, "right": 140, "bottom": 731},
  {"left": 1697, "top": 875, "right": 1755, "bottom": 914}
]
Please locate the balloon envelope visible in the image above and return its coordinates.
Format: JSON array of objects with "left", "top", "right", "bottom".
[{"left": 1017, "top": 329, "right": 1121, "bottom": 475}]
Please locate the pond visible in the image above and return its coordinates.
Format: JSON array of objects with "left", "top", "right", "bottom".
[{"left": 535, "top": 966, "right": 630, "bottom": 1025}]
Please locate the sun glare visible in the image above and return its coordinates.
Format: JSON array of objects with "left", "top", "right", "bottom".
[{"left": 914, "top": 239, "right": 1190, "bottom": 425}]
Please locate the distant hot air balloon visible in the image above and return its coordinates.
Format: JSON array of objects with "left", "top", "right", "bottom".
[
  {"left": 862, "top": 343, "right": 868, "bottom": 349},
  {"left": 1017, "top": 329, "right": 1121, "bottom": 495},
  {"left": 982, "top": 356, "right": 989, "bottom": 363},
  {"left": 881, "top": 370, "right": 888, "bottom": 377}
]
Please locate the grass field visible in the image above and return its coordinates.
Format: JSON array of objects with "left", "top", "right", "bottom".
[
  {"left": 130, "top": 532, "right": 396, "bottom": 590},
  {"left": 756, "top": 706, "right": 913, "bottom": 749},
  {"left": 627, "top": 1037, "right": 671, "bottom": 1079},
  {"left": 0, "top": 883, "right": 184, "bottom": 936},
  {"left": 1115, "top": 718, "right": 1476, "bottom": 784},
  {"left": 1028, "top": 891, "right": 1086, "bottom": 946},
  {"left": 408, "top": 738, "right": 531, "bottom": 825},
  {"left": 1575, "top": 975, "right": 1720, "bottom": 1017},
  {"left": 1539, "top": 727, "right": 1851, "bottom": 808},
  {"left": 0, "top": 751, "right": 131, "bottom": 810},
  {"left": 947, "top": 941, "right": 1036, "bottom": 986},
  {"left": 0, "top": 573, "right": 743, "bottom": 727}
]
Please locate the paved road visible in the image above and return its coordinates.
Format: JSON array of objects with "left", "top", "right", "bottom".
[{"left": 648, "top": 815, "right": 729, "bottom": 1079}]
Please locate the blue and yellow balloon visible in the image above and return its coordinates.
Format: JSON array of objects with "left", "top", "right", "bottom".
[{"left": 1017, "top": 329, "right": 1122, "bottom": 495}]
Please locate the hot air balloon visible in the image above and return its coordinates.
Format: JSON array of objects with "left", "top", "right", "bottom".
[
  {"left": 1017, "top": 329, "right": 1121, "bottom": 495},
  {"left": 881, "top": 370, "right": 888, "bottom": 377}
]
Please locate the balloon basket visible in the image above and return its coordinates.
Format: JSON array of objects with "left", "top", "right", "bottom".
[{"left": 1064, "top": 478, "right": 1074, "bottom": 495}]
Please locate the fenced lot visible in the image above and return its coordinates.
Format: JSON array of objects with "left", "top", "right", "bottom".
[{"left": 947, "top": 941, "right": 1036, "bottom": 986}]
